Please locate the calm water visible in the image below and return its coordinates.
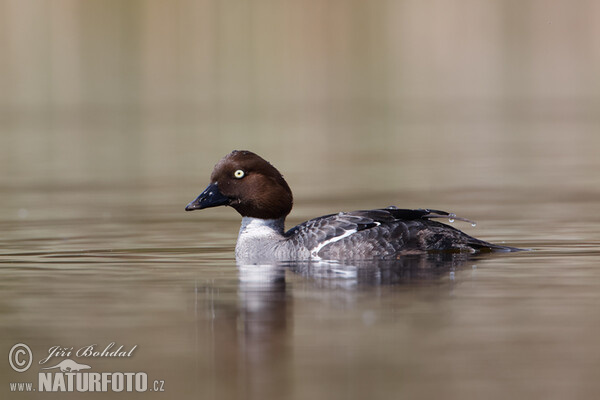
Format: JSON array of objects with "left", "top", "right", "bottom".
[
  {"left": 2, "top": 2, "right": 600, "bottom": 398},
  {"left": 1, "top": 118, "right": 600, "bottom": 400}
]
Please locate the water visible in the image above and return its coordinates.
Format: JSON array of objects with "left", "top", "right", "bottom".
[
  {"left": 2, "top": 1, "right": 600, "bottom": 397},
  {"left": 1, "top": 119, "right": 600, "bottom": 399}
]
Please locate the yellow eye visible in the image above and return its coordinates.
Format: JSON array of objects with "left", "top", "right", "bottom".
[{"left": 234, "top": 169, "right": 245, "bottom": 179}]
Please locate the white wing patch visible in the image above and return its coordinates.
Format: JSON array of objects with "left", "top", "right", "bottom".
[
  {"left": 310, "top": 228, "right": 357, "bottom": 259},
  {"left": 310, "top": 221, "right": 381, "bottom": 260},
  {"left": 309, "top": 222, "right": 380, "bottom": 259}
]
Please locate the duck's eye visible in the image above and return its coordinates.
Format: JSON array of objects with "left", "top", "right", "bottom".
[{"left": 234, "top": 169, "right": 245, "bottom": 179}]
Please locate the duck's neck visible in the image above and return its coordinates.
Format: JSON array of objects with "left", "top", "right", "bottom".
[
  {"left": 239, "top": 217, "right": 285, "bottom": 236},
  {"left": 236, "top": 217, "right": 287, "bottom": 262}
]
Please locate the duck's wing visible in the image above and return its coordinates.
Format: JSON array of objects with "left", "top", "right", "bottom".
[{"left": 285, "top": 208, "right": 520, "bottom": 258}]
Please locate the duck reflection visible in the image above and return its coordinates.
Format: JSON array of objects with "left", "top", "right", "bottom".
[
  {"left": 233, "top": 264, "right": 290, "bottom": 399},
  {"left": 284, "top": 252, "right": 480, "bottom": 287},
  {"left": 197, "top": 253, "right": 483, "bottom": 399}
]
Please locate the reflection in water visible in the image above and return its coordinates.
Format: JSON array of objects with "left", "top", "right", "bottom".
[
  {"left": 285, "top": 253, "right": 480, "bottom": 287},
  {"left": 231, "top": 253, "right": 479, "bottom": 399},
  {"left": 237, "top": 265, "right": 290, "bottom": 400},
  {"left": 196, "top": 265, "right": 291, "bottom": 399}
]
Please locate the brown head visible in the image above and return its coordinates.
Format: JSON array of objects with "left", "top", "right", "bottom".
[{"left": 185, "top": 150, "right": 293, "bottom": 220}]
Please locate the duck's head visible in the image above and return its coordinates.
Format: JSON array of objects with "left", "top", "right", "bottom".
[{"left": 185, "top": 150, "right": 293, "bottom": 220}]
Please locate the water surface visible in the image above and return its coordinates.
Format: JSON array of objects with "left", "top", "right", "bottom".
[
  {"left": 2, "top": 1, "right": 600, "bottom": 398},
  {"left": 1, "top": 128, "right": 599, "bottom": 399}
]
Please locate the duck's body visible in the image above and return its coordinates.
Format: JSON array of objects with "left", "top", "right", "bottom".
[{"left": 186, "top": 150, "right": 519, "bottom": 262}]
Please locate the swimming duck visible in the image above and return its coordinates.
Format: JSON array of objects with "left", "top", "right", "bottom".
[{"left": 185, "top": 150, "right": 519, "bottom": 261}]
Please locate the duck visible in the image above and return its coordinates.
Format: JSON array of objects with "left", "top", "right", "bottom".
[{"left": 185, "top": 150, "right": 520, "bottom": 261}]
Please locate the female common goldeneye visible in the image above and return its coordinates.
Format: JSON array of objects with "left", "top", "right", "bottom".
[{"left": 185, "top": 150, "right": 519, "bottom": 261}]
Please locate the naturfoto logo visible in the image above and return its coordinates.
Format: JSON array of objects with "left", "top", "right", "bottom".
[{"left": 8, "top": 342, "right": 165, "bottom": 393}]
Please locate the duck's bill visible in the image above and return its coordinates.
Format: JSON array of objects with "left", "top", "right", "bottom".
[{"left": 185, "top": 183, "right": 230, "bottom": 211}]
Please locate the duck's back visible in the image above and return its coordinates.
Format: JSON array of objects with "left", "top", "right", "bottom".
[{"left": 285, "top": 208, "right": 517, "bottom": 259}]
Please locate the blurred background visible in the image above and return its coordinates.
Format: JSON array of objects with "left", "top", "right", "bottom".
[
  {"left": 1, "top": 0, "right": 599, "bottom": 198},
  {"left": 2, "top": 2, "right": 600, "bottom": 399}
]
